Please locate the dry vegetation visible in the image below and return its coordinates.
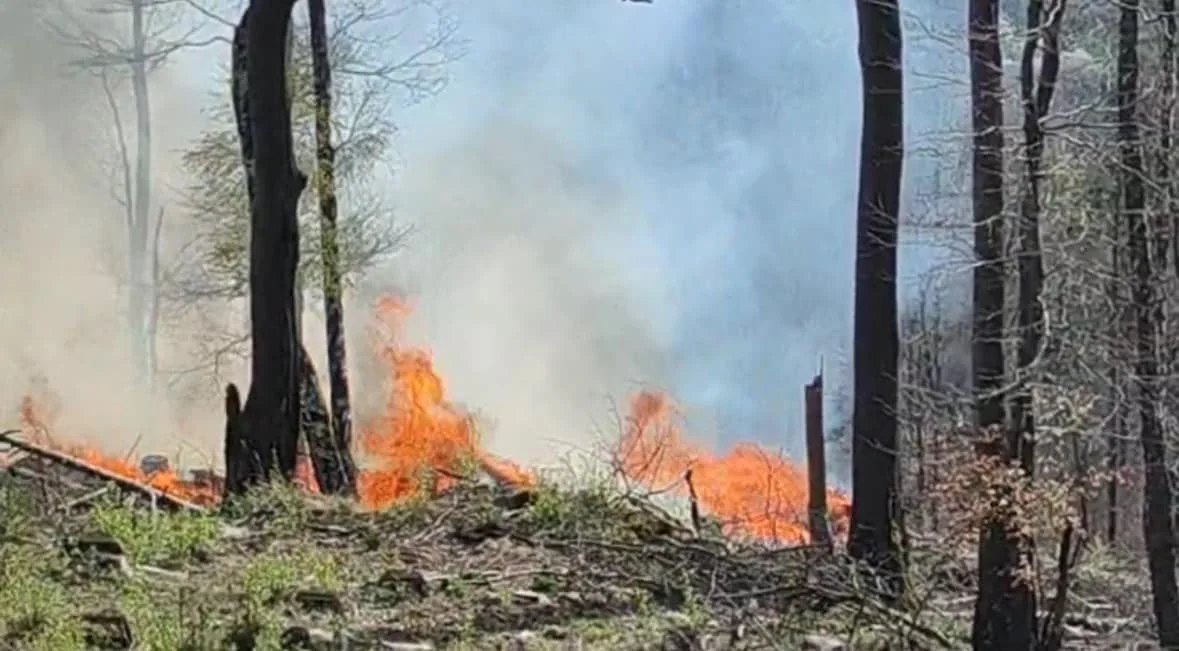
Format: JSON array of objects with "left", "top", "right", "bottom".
[{"left": 0, "top": 458, "right": 1162, "bottom": 651}]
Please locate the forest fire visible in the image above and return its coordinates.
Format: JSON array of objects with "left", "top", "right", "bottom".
[{"left": 10, "top": 295, "right": 847, "bottom": 545}]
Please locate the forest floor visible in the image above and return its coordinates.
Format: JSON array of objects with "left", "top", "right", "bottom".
[{"left": 0, "top": 466, "right": 1160, "bottom": 650}]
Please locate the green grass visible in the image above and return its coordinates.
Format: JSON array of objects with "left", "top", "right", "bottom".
[{"left": 7, "top": 473, "right": 1131, "bottom": 650}]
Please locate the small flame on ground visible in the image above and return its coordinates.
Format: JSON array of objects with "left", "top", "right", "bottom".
[{"left": 11, "top": 295, "right": 847, "bottom": 545}]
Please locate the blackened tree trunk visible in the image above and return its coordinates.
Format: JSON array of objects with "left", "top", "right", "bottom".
[
  {"left": 848, "top": 0, "right": 904, "bottom": 596},
  {"left": 224, "top": 0, "right": 306, "bottom": 494},
  {"left": 1106, "top": 214, "right": 1124, "bottom": 546},
  {"left": 1120, "top": 0, "right": 1179, "bottom": 643},
  {"left": 1158, "top": 0, "right": 1175, "bottom": 275},
  {"left": 307, "top": 0, "right": 358, "bottom": 496},
  {"left": 968, "top": 0, "right": 1025, "bottom": 645}
]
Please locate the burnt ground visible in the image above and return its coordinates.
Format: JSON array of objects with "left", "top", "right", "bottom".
[{"left": 0, "top": 465, "right": 1161, "bottom": 650}]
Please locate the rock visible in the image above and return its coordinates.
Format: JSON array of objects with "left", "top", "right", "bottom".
[
  {"left": 511, "top": 589, "right": 553, "bottom": 606},
  {"left": 357, "top": 626, "right": 435, "bottom": 650},
  {"left": 508, "top": 630, "right": 538, "bottom": 649},
  {"left": 801, "top": 634, "right": 846, "bottom": 651}
]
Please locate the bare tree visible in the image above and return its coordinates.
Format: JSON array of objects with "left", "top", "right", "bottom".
[
  {"left": 1119, "top": 0, "right": 1179, "bottom": 642},
  {"left": 968, "top": 0, "right": 1027, "bottom": 645},
  {"left": 848, "top": 0, "right": 904, "bottom": 595},
  {"left": 46, "top": 0, "right": 221, "bottom": 387}
]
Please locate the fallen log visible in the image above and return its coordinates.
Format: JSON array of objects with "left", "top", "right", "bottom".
[{"left": 0, "top": 429, "right": 206, "bottom": 512}]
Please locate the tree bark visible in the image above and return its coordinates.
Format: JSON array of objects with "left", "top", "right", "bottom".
[
  {"left": 1159, "top": 0, "right": 1175, "bottom": 275},
  {"left": 848, "top": 0, "right": 904, "bottom": 597},
  {"left": 1121, "top": 0, "right": 1179, "bottom": 644},
  {"left": 804, "top": 372, "right": 830, "bottom": 548},
  {"left": 224, "top": 0, "right": 306, "bottom": 494},
  {"left": 968, "top": 0, "right": 1027, "bottom": 646},
  {"left": 1106, "top": 214, "right": 1124, "bottom": 546},
  {"left": 307, "top": 0, "right": 358, "bottom": 496}
]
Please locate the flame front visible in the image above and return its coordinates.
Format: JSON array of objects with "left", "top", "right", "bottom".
[
  {"left": 617, "top": 390, "right": 850, "bottom": 544},
  {"left": 11, "top": 294, "right": 848, "bottom": 545}
]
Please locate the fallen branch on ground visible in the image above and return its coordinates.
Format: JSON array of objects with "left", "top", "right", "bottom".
[{"left": 0, "top": 429, "right": 207, "bottom": 512}]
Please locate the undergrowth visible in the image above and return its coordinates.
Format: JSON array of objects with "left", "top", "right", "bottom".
[{"left": 0, "top": 470, "right": 1145, "bottom": 650}]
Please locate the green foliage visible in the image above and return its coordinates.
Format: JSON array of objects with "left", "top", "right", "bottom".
[
  {"left": 220, "top": 479, "right": 313, "bottom": 535},
  {"left": 178, "top": 21, "right": 407, "bottom": 301},
  {"left": 90, "top": 498, "right": 220, "bottom": 565},
  {"left": 0, "top": 546, "right": 85, "bottom": 650},
  {"left": 120, "top": 580, "right": 224, "bottom": 651},
  {"left": 235, "top": 549, "right": 344, "bottom": 648}
]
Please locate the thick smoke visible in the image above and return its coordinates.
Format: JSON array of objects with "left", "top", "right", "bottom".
[
  {"left": 0, "top": 0, "right": 973, "bottom": 474},
  {"left": 0, "top": 0, "right": 209, "bottom": 457},
  {"left": 373, "top": 0, "right": 970, "bottom": 468}
]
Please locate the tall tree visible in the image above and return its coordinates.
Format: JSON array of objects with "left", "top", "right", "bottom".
[
  {"left": 968, "top": 0, "right": 1023, "bottom": 645},
  {"left": 46, "top": 0, "right": 212, "bottom": 386},
  {"left": 1120, "top": 0, "right": 1179, "bottom": 643},
  {"left": 224, "top": 0, "right": 305, "bottom": 492},
  {"left": 848, "top": 0, "right": 904, "bottom": 594},
  {"left": 306, "top": 0, "right": 358, "bottom": 495},
  {"left": 173, "top": 0, "right": 455, "bottom": 381},
  {"left": 970, "top": 0, "right": 1066, "bottom": 646}
]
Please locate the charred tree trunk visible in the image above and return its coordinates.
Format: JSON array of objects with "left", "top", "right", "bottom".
[
  {"left": 307, "top": 0, "right": 358, "bottom": 496},
  {"left": 1121, "top": 1, "right": 1179, "bottom": 644},
  {"left": 981, "top": 2, "right": 1067, "bottom": 647},
  {"left": 224, "top": 0, "right": 306, "bottom": 494},
  {"left": 1159, "top": 0, "right": 1175, "bottom": 276},
  {"left": 848, "top": 0, "right": 904, "bottom": 597},
  {"left": 968, "top": 0, "right": 1024, "bottom": 645},
  {"left": 804, "top": 371, "right": 830, "bottom": 548},
  {"left": 1011, "top": 0, "right": 1063, "bottom": 476},
  {"left": 1107, "top": 214, "right": 1125, "bottom": 546}
]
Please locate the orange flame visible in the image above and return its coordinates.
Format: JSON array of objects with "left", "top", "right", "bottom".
[
  {"left": 10, "top": 294, "right": 847, "bottom": 544},
  {"left": 617, "top": 390, "right": 850, "bottom": 544}
]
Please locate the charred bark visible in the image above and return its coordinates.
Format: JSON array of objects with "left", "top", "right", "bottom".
[
  {"left": 804, "top": 372, "right": 830, "bottom": 548},
  {"left": 1159, "top": 0, "right": 1175, "bottom": 275},
  {"left": 969, "top": 0, "right": 1006, "bottom": 438},
  {"left": 307, "top": 0, "right": 358, "bottom": 496},
  {"left": 848, "top": 0, "right": 904, "bottom": 597},
  {"left": 969, "top": 0, "right": 1024, "bottom": 645},
  {"left": 1107, "top": 215, "right": 1125, "bottom": 546},
  {"left": 1121, "top": 0, "right": 1179, "bottom": 643},
  {"left": 298, "top": 345, "right": 356, "bottom": 494},
  {"left": 223, "top": 0, "right": 306, "bottom": 494}
]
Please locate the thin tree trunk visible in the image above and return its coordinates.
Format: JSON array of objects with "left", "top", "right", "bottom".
[
  {"left": 224, "top": 0, "right": 306, "bottom": 494},
  {"left": 1159, "top": 0, "right": 1175, "bottom": 276},
  {"left": 307, "top": 0, "right": 358, "bottom": 496},
  {"left": 1121, "top": 1, "right": 1179, "bottom": 644},
  {"left": 1107, "top": 215, "right": 1124, "bottom": 546},
  {"left": 848, "top": 0, "right": 904, "bottom": 597},
  {"left": 129, "top": 0, "right": 152, "bottom": 386}
]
